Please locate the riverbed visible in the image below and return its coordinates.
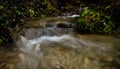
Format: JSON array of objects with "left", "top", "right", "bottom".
[{"left": 0, "top": 15, "right": 120, "bottom": 69}]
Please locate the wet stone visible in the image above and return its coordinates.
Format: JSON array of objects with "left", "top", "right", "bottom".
[
  {"left": 7, "top": 64, "right": 14, "bottom": 69},
  {"left": 57, "top": 23, "right": 75, "bottom": 28},
  {"left": 0, "top": 62, "right": 6, "bottom": 67}
]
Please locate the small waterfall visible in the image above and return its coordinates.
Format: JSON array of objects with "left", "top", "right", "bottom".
[
  {"left": 15, "top": 15, "right": 116, "bottom": 69},
  {"left": 16, "top": 34, "right": 110, "bottom": 69}
]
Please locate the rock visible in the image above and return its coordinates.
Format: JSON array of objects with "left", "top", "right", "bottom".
[
  {"left": 0, "top": 62, "right": 6, "bottom": 67},
  {"left": 57, "top": 23, "right": 75, "bottom": 28},
  {"left": 101, "top": 54, "right": 113, "bottom": 62},
  {"left": 7, "top": 64, "right": 14, "bottom": 69},
  {"left": 114, "top": 35, "right": 120, "bottom": 39},
  {"left": 45, "top": 23, "right": 56, "bottom": 28}
]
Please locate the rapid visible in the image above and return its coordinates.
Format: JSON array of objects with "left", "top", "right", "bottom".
[{"left": 0, "top": 14, "right": 120, "bottom": 69}]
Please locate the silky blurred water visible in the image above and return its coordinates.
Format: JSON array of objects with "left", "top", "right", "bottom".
[{"left": 0, "top": 15, "right": 120, "bottom": 69}]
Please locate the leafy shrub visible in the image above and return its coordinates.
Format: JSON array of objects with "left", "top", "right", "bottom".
[
  {"left": 75, "top": 8, "right": 114, "bottom": 34},
  {"left": 0, "top": 0, "right": 57, "bottom": 46}
]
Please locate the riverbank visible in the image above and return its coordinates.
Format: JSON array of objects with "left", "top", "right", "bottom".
[{"left": 0, "top": 0, "right": 120, "bottom": 46}]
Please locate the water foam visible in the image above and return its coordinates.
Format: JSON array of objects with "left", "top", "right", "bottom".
[
  {"left": 17, "top": 35, "right": 92, "bottom": 51},
  {"left": 16, "top": 35, "right": 107, "bottom": 69}
]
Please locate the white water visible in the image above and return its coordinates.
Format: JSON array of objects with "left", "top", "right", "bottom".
[
  {"left": 57, "top": 14, "right": 80, "bottom": 18},
  {"left": 16, "top": 34, "right": 109, "bottom": 69},
  {"left": 14, "top": 14, "right": 117, "bottom": 69}
]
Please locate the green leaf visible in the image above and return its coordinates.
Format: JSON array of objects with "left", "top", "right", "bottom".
[
  {"left": 0, "top": 5, "right": 4, "bottom": 9},
  {"left": 0, "top": 39, "right": 3, "bottom": 43},
  {"left": 82, "top": 9, "right": 90, "bottom": 16}
]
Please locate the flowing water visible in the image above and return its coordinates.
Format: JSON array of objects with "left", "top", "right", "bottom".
[{"left": 0, "top": 15, "right": 120, "bottom": 69}]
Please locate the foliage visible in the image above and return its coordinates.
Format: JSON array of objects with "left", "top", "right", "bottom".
[
  {"left": 0, "top": 0, "right": 120, "bottom": 46},
  {"left": 75, "top": 8, "right": 114, "bottom": 34},
  {"left": 0, "top": 0, "right": 57, "bottom": 46},
  {"left": 0, "top": 39, "right": 3, "bottom": 45},
  {"left": 77, "top": 0, "right": 120, "bottom": 34},
  {"left": 104, "top": 1, "right": 120, "bottom": 32},
  {"left": 0, "top": 0, "right": 82, "bottom": 46}
]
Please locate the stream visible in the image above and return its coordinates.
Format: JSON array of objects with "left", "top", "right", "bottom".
[{"left": 0, "top": 15, "right": 120, "bottom": 69}]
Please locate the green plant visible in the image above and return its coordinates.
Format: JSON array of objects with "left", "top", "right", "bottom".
[
  {"left": 76, "top": 8, "right": 113, "bottom": 34},
  {"left": 0, "top": 0, "right": 57, "bottom": 46},
  {"left": 0, "top": 39, "right": 3, "bottom": 45}
]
